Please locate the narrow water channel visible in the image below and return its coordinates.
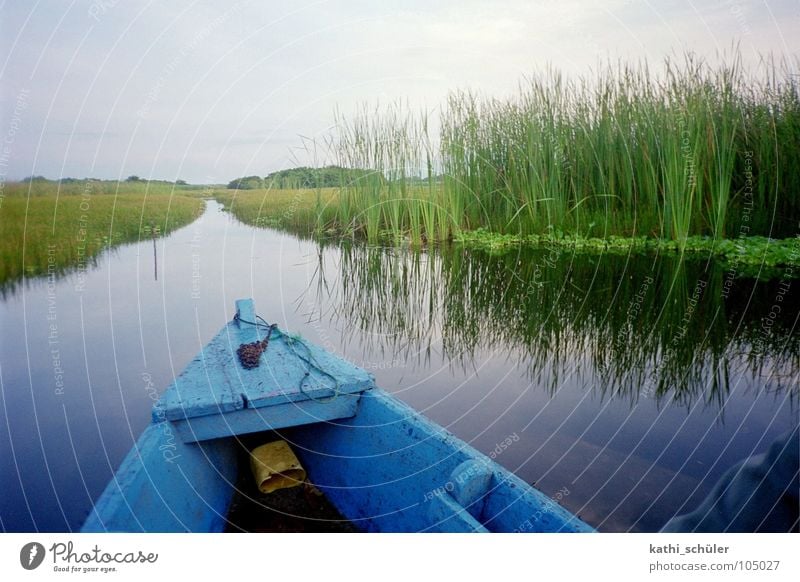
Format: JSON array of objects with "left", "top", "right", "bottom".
[{"left": 1, "top": 200, "right": 796, "bottom": 532}]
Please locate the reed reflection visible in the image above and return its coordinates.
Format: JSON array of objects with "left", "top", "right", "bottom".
[{"left": 315, "top": 241, "right": 798, "bottom": 410}]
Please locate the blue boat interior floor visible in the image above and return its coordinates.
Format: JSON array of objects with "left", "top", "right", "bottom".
[{"left": 224, "top": 431, "right": 357, "bottom": 533}]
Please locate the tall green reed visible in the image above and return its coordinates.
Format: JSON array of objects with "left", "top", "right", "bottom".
[{"left": 328, "top": 52, "right": 799, "bottom": 243}]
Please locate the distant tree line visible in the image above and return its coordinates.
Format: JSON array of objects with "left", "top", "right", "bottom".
[
  {"left": 20, "top": 176, "right": 192, "bottom": 186},
  {"left": 226, "top": 166, "right": 375, "bottom": 190},
  {"left": 226, "top": 176, "right": 264, "bottom": 190}
]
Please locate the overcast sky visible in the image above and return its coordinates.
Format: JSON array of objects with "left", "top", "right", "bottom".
[{"left": 1, "top": 0, "right": 798, "bottom": 184}]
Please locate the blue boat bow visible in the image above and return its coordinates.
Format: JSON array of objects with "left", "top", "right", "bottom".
[{"left": 82, "top": 299, "right": 594, "bottom": 533}]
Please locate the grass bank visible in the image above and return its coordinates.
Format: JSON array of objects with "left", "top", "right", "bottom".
[
  {"left": 0, "top": 180, "right": 205, "bottom": 286},
  {"left": 216, "top": 186, "right": 799, "bottom": 278},
  {"left": 213, "top": 187, "right": 338, "bottom": 235}
]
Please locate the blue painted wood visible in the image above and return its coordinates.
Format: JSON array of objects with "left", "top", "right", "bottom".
[
  {"left": 450, "top": 459, "right": 493, "bottom": 520},
  {"left": 157, "top": 299, "right": 374, "bottom": 426},
  {"left": 285, "top": 389, "right": 594, "bottom": 533},
  {"left": 83, "top": 299, "right": 595, "bottom": 533},
  {"left": 235, "top": 298, "right": 255, "bottom": 327},
  {"left": 240, "top": 333, "right": 374, "bottom": 408},
  {"left": 427, "top": 492, "right": 489, "bottom": 533},
  {"left": 81, "top": 422, "right": 237, "bottom": 532},
  {"left": 172, "top": 393, "right": 360, "bottom": 443},
  {"left": 155, "top": 340, "right": 245, "bottom": 421}
]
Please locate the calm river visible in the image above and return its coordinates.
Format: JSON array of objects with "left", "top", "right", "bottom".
[{"left": 1, "top": 200, "right": 796, "bottom": 531}]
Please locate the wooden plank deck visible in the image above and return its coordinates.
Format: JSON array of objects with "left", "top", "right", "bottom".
[{"left": 156, "top": 299, "right": 375, "bottom": 442}]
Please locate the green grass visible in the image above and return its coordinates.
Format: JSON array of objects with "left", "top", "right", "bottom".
[
  {"left": 213, "top": 185, "right": 799, "bottom": 277},
  {"left": 4, "top": 178, "right": 211, "bottom": 197},
  {"left": 0, "top": 180, "right": 205, "bottom": 287},
  {"left": 213, "top": 187, "right": 339, "bottom": 235},
  {"left": 328, "top": 53, "right": 800, "bottom": 246}
]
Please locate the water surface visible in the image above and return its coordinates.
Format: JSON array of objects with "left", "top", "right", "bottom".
[{"left": 1, "top": 200, "right": 796, "bottom": 532}]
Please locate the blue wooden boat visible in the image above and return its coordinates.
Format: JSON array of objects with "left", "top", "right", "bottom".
[{"left": 82, "top": 299, "right": 594, "bottom": 533}]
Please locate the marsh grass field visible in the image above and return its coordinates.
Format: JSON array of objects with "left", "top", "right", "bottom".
[
  {"left": 0, "top": 180, "right": 205, "bottom": 287},
  {"left": 4, "top": 55, "right": 799, "bottom": 288},
  {"left": 213, "top": 186, "right": 339, "bottom": 235}
]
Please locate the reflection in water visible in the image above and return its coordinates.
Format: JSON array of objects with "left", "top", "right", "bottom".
[
  {"left": 0, "top": 201, "right": 334, "bottom": 532},
  {"left": 1, "top": 226, "right": 166, "bottom": 298},
  {"left": 153, "top": 233, "right": 158, "bottom": 282},
  {"left": 1, "top": 199, "right": 796, "bottom": 533},
  {"left": 322, "top": 242, "right": 798, "bottom": 411},
  {"left": 308, "top": 241, "right": 797, "bottom": 530}
]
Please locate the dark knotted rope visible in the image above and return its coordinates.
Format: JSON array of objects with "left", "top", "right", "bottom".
[{"left": 234, "top": 313, "right": 339, "bottom": 402}]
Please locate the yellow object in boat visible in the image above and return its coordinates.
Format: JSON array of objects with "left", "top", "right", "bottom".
[{"left": 249, "top": 441, "right": 307, "bottom": 494}]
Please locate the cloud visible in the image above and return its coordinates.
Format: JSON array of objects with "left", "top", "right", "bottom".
[{"left": 1, "top": 0, "right": 798, "bottom": 182}]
